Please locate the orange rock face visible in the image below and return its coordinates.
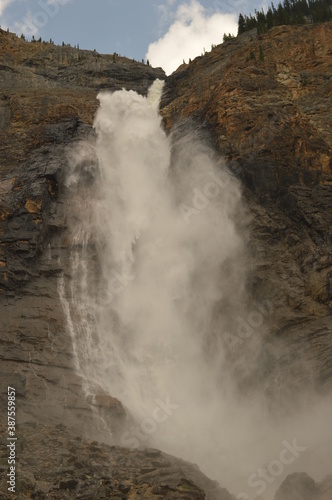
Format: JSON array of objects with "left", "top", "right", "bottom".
[{"left": 161, "top": 23, "right": 332, "bottom": 190}]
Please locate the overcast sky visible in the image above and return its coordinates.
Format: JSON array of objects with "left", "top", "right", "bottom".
[{"left": 0, "top": 0, "right": 262, "bottom": 74}]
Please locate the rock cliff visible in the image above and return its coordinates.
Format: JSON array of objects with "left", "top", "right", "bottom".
[
  {"left": 0, "top": 28, "right": 166, "bottom": 437},
  {"left": 161, "top": 22, "right": 332, "bottom": 402}
]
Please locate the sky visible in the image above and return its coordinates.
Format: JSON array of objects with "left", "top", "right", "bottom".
[{"left": 0, "top": 0, "right": 262, "bottom": 74}]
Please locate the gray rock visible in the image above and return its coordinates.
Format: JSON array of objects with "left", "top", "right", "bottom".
[
  {"left": 274, "top": 472, "right": 320, "bottom": 500},
  {"left": 0, "top": 422, "right": 233, "bottom": 499}
]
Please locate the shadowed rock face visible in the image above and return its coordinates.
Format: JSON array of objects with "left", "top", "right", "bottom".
[{"left": 161, "top": 22, "right": 332, "bottom": 403}]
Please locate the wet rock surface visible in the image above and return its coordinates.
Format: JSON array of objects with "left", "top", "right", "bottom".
[{"left": 0, "top": 422, "right": 233, "bottom": 499}]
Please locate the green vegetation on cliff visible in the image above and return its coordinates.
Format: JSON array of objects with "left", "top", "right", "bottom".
[{"left": 238, "top": 0, "right": 332, "bottom": 34}]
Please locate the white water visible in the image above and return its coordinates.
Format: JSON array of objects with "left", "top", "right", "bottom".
[{"left": 61, "top": 80, "right": 332, "bottom": 499}]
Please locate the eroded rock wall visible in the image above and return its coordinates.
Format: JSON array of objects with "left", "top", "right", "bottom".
[{"left": 161, "top": 22, "right": 332, "bottom": 402}]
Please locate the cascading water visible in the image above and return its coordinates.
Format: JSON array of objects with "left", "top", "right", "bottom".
[{"left": 60, "top": 80, "right": 332, "bottom": 499}]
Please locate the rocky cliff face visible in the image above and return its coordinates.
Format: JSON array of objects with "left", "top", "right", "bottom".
[
  {"left": 0, "top": 29, "right": 164, "bottom": 171},
  {"left": 0, "top": 28, "right": 166, "bottom": 436},
  {"left": 161, "top": 22, "right": 332, "bottom": 403},
  {"left": 0, "top": 421, "right": 232, "bottom": 499},
  {"left": 0, "top": 22, "right": 332, "bottom": 499}
]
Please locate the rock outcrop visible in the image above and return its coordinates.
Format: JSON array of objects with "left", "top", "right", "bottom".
[
  {"left": 0, "top": 422, "right": 233, "bottom": 499},
  {"left": 275, "top": 472, "right": 332, "bottom": 500}
]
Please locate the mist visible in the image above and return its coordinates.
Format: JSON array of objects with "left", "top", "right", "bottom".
[{"left": 61, "top": 80, "right": 332, "bottom": 500}]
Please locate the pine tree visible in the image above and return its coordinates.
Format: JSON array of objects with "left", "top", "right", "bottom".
[
  {"left": 238, "top": 13, "right": 246, "bottom": 34},
  {"left": 266, "top": 7, "right": 275, "bottom": 27},
  {"left": 257, "top": 8, "right": 267, "bottom": 33},
  {"left": 238, "top": 0, "right": 332, "bottom": 34}
]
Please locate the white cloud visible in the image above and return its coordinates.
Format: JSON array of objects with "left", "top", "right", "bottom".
[
  {"left": 0, "top": 0, "right": 14, "bottom": 17},
  {"left": 147, "top": 0, "right": 237, "bottom": 75}
]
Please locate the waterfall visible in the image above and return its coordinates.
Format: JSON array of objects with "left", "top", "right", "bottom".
[
  {"left": 60, "top": 80, "right": 331, "bottom": 499},
  {"left": 62, "top": 78, "right": 247, "bottom": 478}
]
